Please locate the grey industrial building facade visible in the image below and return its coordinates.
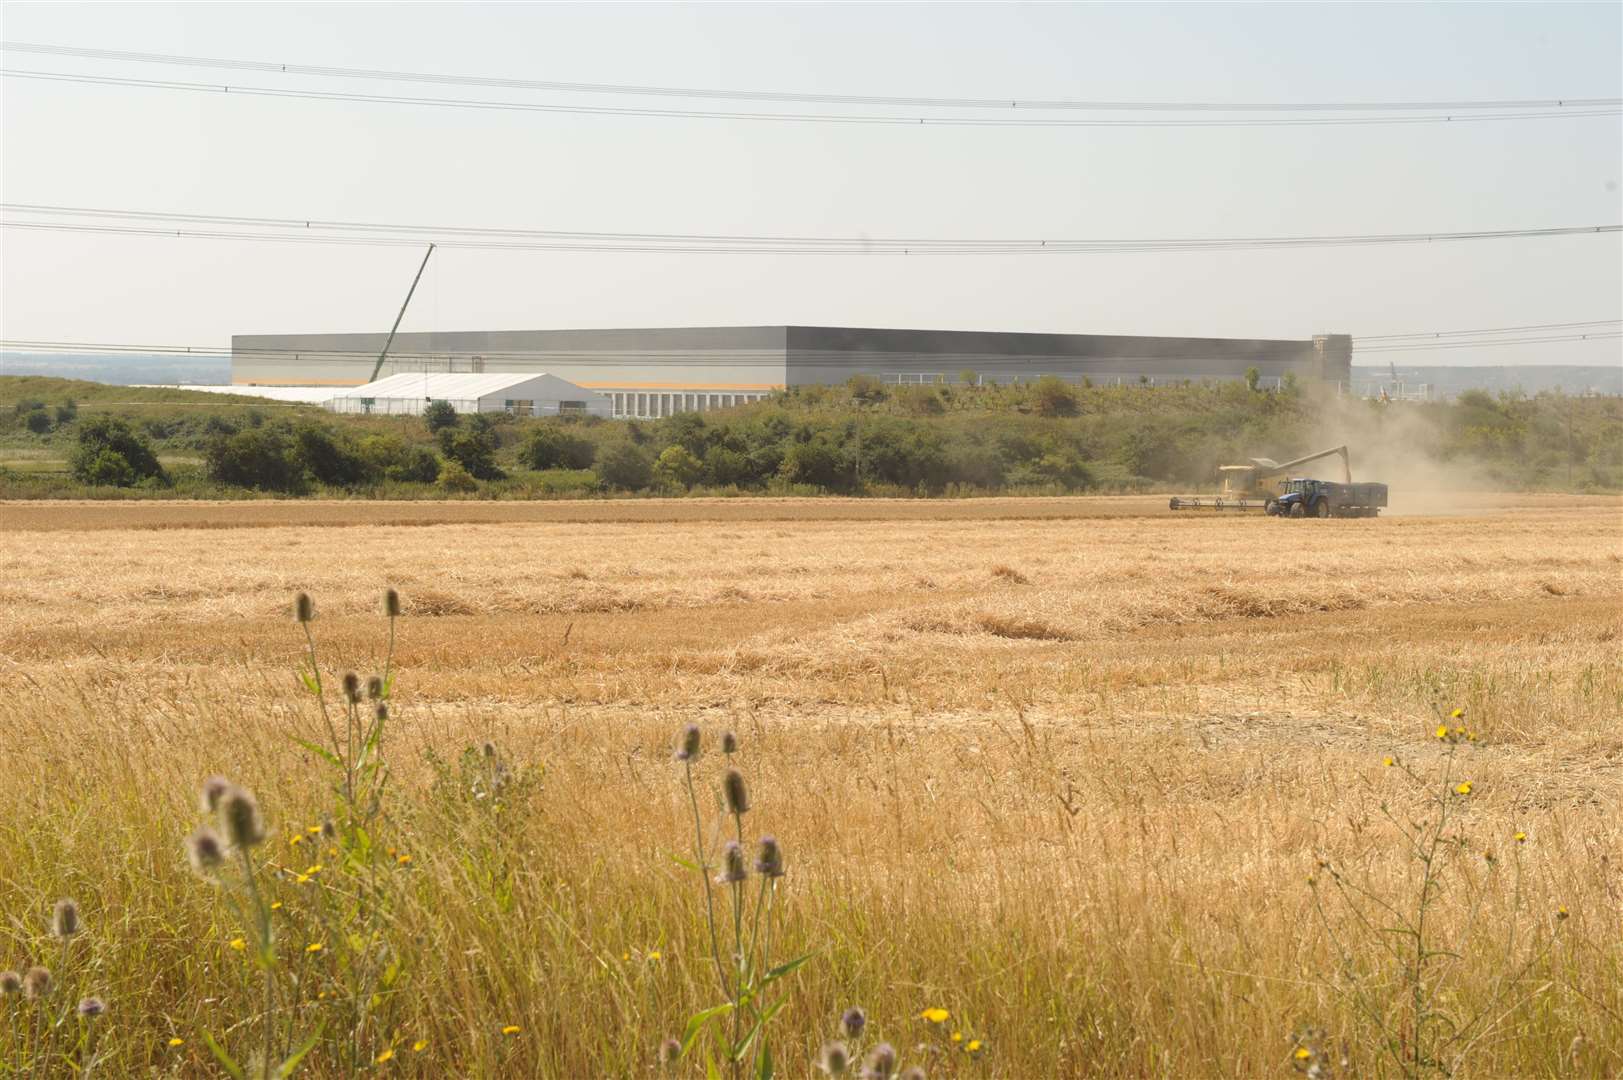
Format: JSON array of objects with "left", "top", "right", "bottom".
[{"left": 231, "top": 326, "right": 1352, "bottom": 419}]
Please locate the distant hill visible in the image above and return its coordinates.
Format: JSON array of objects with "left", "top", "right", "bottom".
[
  {"left": 0, "top": 352, "right": 230, "bottom": 385},
  {"left": 1352, "top": 364, "right": 1621, "bottom": 398}
]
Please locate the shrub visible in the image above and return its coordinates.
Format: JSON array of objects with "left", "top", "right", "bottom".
[
  {"left": 437, "top": 459, "right": 478, "bottom": 493},
  {"left": 778, "top": 438, "right": 845, "bottom": 490},
  {"left": 205, "top": 427, "right": 301, "bottom": 492},
  {"left": 520, "top": 425, "right": 596, "bottom": 471},
  {"left": 596, "top": 442, "right": 653, "bottom": 490},
  {"left": 846, "top": 374, "right": 886, "bottom": 404},
  {"left": 54, "top": 399, "right": 77, "bottom": 425},
  {"left": 437, "top": 425, "right": 504, "bottom": 480},
  {"left": 653, "top": 444, "right": 703, "bottom": 489},
  {"left": 12, "top": 397, "right": 45, "bottom": 416},
  {"left": 423, "top": 400, "right": 458, "bottom": 433},
  {"left": 292, "top": 423, "right": 368, "bottom": 487},
  {"left": 896, "top": 385, "right": 945, "bottom": 416},
  {"left": 23, "top": 408, "right": 52, "bottom": 434},
  {"left": 69, "top": 415, "right": 166, "bottom": 487},
  {"left": 1032, "top": 376, "right": 1079, "bottom": 418},
  {"left": 703, "top": 446, "right": 751, "bottom": 487},
  {"left": 387, "top": 446, "right": 441, "bottom": 484}
]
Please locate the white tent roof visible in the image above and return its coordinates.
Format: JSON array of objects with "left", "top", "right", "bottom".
[{"left": 331, "top": 372, "right": 594, "bottom": 400}]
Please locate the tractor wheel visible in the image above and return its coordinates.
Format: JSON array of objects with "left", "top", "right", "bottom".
[
  {"left": 1264, "top": 499, "right": 1279, "bottom": 516},
  {"left": 1315, "top": 499, "right": 1332, "bottom": 518},
  {"left": 1289, "top": 502, "right": 1305, "bottom": 518}
]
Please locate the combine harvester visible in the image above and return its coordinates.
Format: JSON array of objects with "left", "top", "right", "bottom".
[{"left": 1168, "top": 445, "right": 1388, "bottom": 518}]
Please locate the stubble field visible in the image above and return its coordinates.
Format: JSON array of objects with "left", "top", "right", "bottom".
[{"left": 1, "top": 495, "right": 1619, "bottom": 1077}]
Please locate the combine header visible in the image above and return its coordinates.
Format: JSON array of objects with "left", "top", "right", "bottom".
[{"left": 1168, "top": 445, "right": 1354, "bottom": 515}]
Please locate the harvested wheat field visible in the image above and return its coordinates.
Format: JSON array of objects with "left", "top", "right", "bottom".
[{"left": 1, "top": 496, "right": 1620, "bottom": 1077}]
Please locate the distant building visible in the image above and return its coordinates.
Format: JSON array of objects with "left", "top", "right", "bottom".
[
  {"left": 234, "top": 326, "right": 1352, "bottom": 419},
  {"left": 326, "top": 372, "right": 611, "bottom": 418}
]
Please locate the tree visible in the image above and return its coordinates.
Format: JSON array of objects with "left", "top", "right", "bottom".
[
  {"left": 778, "top": 438, "right": 844, "bottom": 490},
  {"left": 23, "top": 409, "right": 52, "bottom": 434},
  {"left": 1245, "top": 366, "right": 1261, "bottom": 392},
  {"left": 423, "top": 400, "right": 458, "bottom": 433},
  {"left": 70, "top": 415, "right": 166, "bottom": 486},
  {"left": 596, "top": 442, "right": 653, "bottom": 490},
  {"left": 292, "top": 423, "right": 367, "bottom": 487},
  {"left": 653, "top": 444, "right": 704, "bottom": 489}
]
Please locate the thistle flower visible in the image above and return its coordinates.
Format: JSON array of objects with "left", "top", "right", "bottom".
[
  {"left": 187, "top": 827, "right": 226, "bottom": 875},
  {"left": 383, "top": 588, "right": 401, "bottom": 618},
  {"left": 756, "top": 836, "right": 785, "bottom": 878},
  {"left": 819, "top": 1041, "right": 851, "bottom": 1076},
  {"left": 840, "top": 1006, "right": 867, "bottom": 1039},
  {"left": 717, "top": 841, "right": 748, "bottom": 884},
  {"left": 221, "top": 786, "right": 267, "bottom": 848},
  {"left": 723, "top": 768, "right": 750, "bottom": 815},
  {"left": 658, "top": 1038, "right": 682, "bottom": 1068},
  {"left": 294, "top": 592, "right": 314, "bottom": 623},
  {"left": 861, "top": 1043, "right": 898, "bottom": 1080},
  {"left": 721, "top": 731, "right": 738, "bottom": 755},
  {"left": 199, "top": 775, "right": 232, "bottom": 814},
  {"left": 51, "top": 898, "right": 81, "bottom": 939},
  {"left": 342, "top": 672, "right": 362, "bottom": 704},
  {"left": 367, "top": 675, "right": 384, "bottom": 700},
  {"left": 0, "top": 971, "right": 21, "bottom": 996},
  {"left": 675, "top": 724, "right": 702, "bottom": 762},
  {"left": 77, "top": 997, "right": 106, "bottom": 1019},
  {"left": 22, "top": 966, "right": 52, "bottom": 1000}
]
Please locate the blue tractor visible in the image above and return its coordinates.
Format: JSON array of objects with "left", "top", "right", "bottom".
[{"left": 1270, "top": 478, "right": 1389, "bottom": 518}]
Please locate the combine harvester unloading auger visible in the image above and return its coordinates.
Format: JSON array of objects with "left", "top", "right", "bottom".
[{"left": 1168, "top": 445, "right": 1388, "bottom": 518}]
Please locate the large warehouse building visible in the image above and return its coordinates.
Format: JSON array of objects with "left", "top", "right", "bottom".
[{"left": 231, "top": 326, "right": 1351, "bottom": 419}]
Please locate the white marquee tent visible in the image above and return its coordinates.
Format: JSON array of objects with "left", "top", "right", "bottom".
[{"left": 326, "top": 372, "right": 611, "bottom": 418}]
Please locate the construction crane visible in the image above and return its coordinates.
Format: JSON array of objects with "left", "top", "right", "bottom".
[
  {"left": 367, "top": 244, "right": 435, "bottom": 384},
  {"left": 1168, "top": 445, "right": 1353, "bottom": 513}
]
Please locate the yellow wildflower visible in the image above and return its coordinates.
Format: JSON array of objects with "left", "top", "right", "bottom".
[
  {"left": 289, "top": 834, "right": 304, "bottom": 846},
  {"left": 647, "top": 950, "right": 662, "bottom": 962},
  {"left": 270, "top": 901, "right": 283, "bottom": 910},
  {"left": 375, "top": 1048, "right": 394, "bottom": 1064},
  {"left": 502, "top": 1025, "right": 521, "bottom": 1036},
  {"left": 1434, "top": 725, "right": 1449, "bottom": 740},
  {"left": 396, "top": 854, "right": 412, "bottom": 866},
  {"left": 1556, "top": 906, "right": 1569, "bottom": 920},
  {"left": 920, "top": 1008, "right": 950, "bottom": 1024},
  {"left": 1454, "top": 781, "right": 1473, "bottom": 796},
  {"left": 294, "top": 874, "right": 311, "bottom": 885},
  {"left": 1295, "top": 1047, "right": 1312, "bottom": 1060},
  {"left": 304, "top": 864, "right": 322, "bottom": 876},
  {"left": 1382, "top": 755, "right": 1395, "bottom": 767},
  {"left": 950, "top": 1031, "right": 962, "bottom": 1043},
  {"left": 306, "top": 942, "right": 323, "bottom": 954},
  {"left": 1450, "top": 708, "right": 1465, "bottom": 719},
  {"left": 966, "top": 1039, "right": 983, "bottom": 1054},
  {"left": 412, "top": 1039, "right": 429, "bottom": 1053},
  {"left": 229, "top": 937, "right": 246, "bottom": 951},
  {"left": 168, "top": 1037, "right": 185, "bottom": 1047},
  {"left": 306, "top": 825, "right": 321, "bottom": 835},
  {"left": 1515, "top": 831, "right": 1527, "bottom": 843}
]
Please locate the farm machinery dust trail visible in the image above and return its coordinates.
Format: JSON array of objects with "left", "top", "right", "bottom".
[{"left": 1168, "top": 445, "right": 1388, "bottom": 518}]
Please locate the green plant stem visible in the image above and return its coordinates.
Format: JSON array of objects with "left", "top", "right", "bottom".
[
  {"left": 684, "top": 761, "right": 728, "bottom": 1000},
  {"left": 237, "top": 845, "right": 277, "bottom": 1080}
]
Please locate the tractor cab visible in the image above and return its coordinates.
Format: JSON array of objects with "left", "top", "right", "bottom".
[{"left": 1270, "top": 478, "right": 1321, "bottom": 517}]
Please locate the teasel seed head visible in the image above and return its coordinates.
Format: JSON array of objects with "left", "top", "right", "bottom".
[
  {"left": 0, "top": 971, "right": 21, "bottom": 996},
  {"left": 199, "top": 775, "right": 232, "bottom": 814},
  {"left": 320, "top": 817, "right": 337, "bottom": 841},
  {"left": 383, "top": 588, "right": 401, "bottom": 618},
  {"left": 481, "top": 740, "right": 498, "bottom": 759},
  {"left": 220, "top": 786, "right": 266, "bottom": 848},
  {"left": 294, "top": 592, "right": 314, "bottom": 623},
  {"left": 840, "top": 1006, "right": 866, "bottom": 1040},
  {"left": 819, "top": 1041, "right": 851, "bottom": 1076},
  {"left": 861, "top": 1043, "right": 897, "bottom": 1079},
  {"left": 675, "top": 724, "right": 702, "bottom": 763},
  {"left": 22, "top": 966, "right": 52, "bottom": 1000},
  {"left": 717, "top": 841, "right": 748, "bottom": 884},
  {"left": 658, "top": 1038, "right": 682, "bottom": 1068},
  {"left": 723, "top": 768, "right": 750, "bottom": 815},
  {"left": 342, "top": 672, "right": 362, "bottom": 704},
  {"left": 721, "top": 730, "right": 738, "bottom": 755},
  {"left": 77, "top": 997, "right": 106, "bottom": 1019},
  {"left": 187, "top": 827, "right": 226, "bottom": 875},
  {"left": 51, "top": 898, "right": 80, "bottom": 939},
  {"left": 367, "top": 675, "right": 384, "bottom": 701},
  {"left": 375, "top": 703, "right": 389, "bottom": 723},
  {"left": 755, "top": 836, "right": 785, "bottom": 878}
]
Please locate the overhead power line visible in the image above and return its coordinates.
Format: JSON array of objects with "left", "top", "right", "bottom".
[
  {"left": 4, "top": 69, "right": 1618, "bottom": 128},
  {"left": 6, "top": 41, "right": 1618, "bottom": 114},
  {"left": 4, "top": 206, "right": 1618, "bottom": 255},
  {"left": 1358, "top": 319, "right": 1622, "bottom": 341},
  {"left": 1353, "top": 332, "right": 1622, "bottom": 353}
]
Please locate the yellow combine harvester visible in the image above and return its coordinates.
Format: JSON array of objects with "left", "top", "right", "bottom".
[{"left": 1168, "top": 445, "right": 1351, "bottom": 514}]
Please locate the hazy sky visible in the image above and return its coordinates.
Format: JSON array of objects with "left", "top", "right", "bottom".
[{"left": 2, "top": 1, "right": 1620, "bottom": 367}]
